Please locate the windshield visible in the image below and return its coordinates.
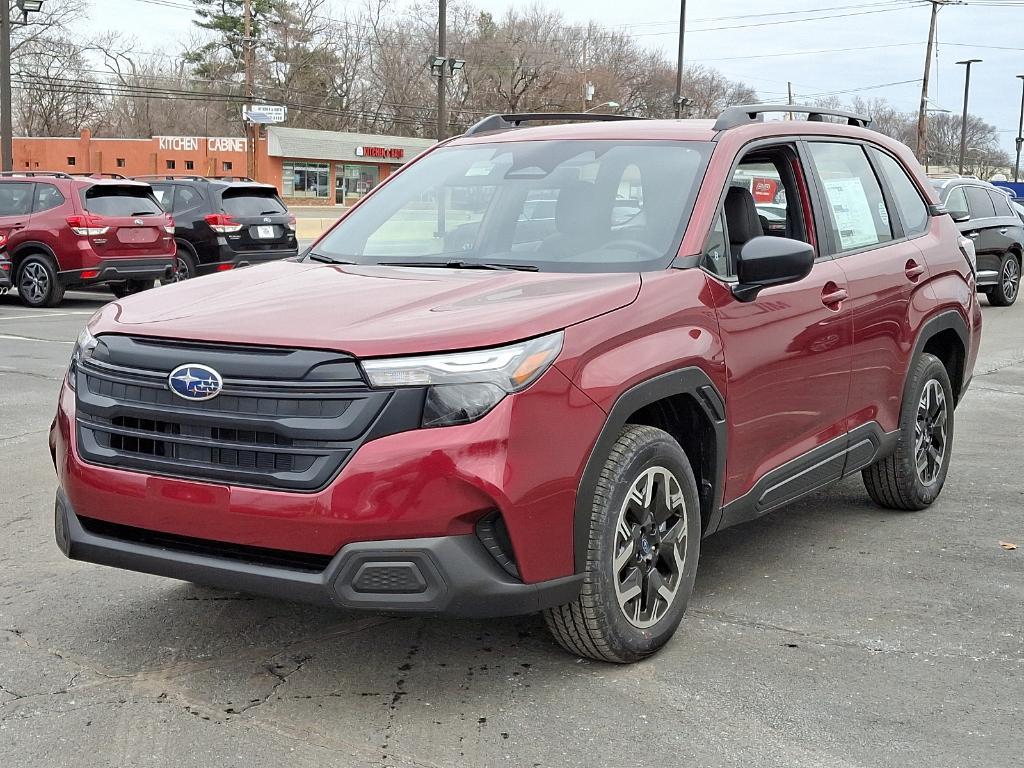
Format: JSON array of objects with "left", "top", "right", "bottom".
[
  {"left": 310, "top": 140, "right": 712, "bottom": 272},
  {"left": 84, "top": 186, "right": 163, "bottom": 216},
  {"left": 221, "top": 187, "right": 288, "bottom": 217}
]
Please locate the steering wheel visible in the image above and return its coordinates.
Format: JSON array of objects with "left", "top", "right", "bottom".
[{"left": 597, "top": 239, "right": 662, "bottom": 258}]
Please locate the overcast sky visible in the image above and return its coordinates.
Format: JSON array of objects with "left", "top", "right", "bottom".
[{"left": 87, "top": 0, "right": 1024, "bottom": 153}]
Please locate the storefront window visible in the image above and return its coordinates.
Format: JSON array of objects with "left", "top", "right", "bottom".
[
  {"left": 335, "top": 164, "right": 380, "bottom": 205},
  {"left": 283, "top": 161, "right": 330, "bottom": 199}
]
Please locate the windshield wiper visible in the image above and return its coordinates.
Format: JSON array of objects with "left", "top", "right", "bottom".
[
  {"left": 130, "top": 211, "right": 156, "bottom": 216},
  {"left": 379, "top": 260, "right": 539, "bottom": 272},
  {"left": 260, "top": 210, "right": 283, "bottom": 215},
  {"left": 306, "top": 252, "right": 354, "bottom": 265}
]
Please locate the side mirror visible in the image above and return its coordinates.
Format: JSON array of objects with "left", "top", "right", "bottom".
[
  {"left": 947, "top": 207, "right": 970, "bottom": 223},
  {"left": 733, "top": 236, "right": 815, "bottom": 302}
]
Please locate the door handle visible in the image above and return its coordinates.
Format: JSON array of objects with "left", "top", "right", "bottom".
[
  {"left": 905, "top": 260, "right": 926, "bottom": 281},
  {"left": 967, "top": 232, "right": 980, "bottom": 238},
  {"left": 821, "top": 284, "right": 848, "bottom": 308}
]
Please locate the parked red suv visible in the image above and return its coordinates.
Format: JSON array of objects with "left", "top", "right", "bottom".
[
  {"left": 50, "top": 107, "right": 982, "bottom": 662},
  {"left": 0, "top": 172, "right": 175, "bottom": 307}
]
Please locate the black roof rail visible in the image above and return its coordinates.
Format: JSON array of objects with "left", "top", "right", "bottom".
[
  {"left": 464, "top": 112, "right": 644, "bottom": 136},
  {"left": 69, "top": 172, "right": 128, "bottom": 180},
  {"left": 713, "top": 104, "right": 872, "bottom": 131},
  {"left": 0, "top": 170, "right": 73, "bottom": 179},
  {"left": 131, "top": 174, "right": 259, "bottom": 183},
  {"left": 132, "top": 174, "right": 203, "bottom": 181}
]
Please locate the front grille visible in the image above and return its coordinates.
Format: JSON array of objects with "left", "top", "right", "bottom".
[{"left": 74, "top": 335, "right": 423, "bottom": 492}]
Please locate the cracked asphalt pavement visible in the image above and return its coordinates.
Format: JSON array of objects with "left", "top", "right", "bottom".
[{"left": 1, "top": 288, "right": 1022, "bottom": 767}]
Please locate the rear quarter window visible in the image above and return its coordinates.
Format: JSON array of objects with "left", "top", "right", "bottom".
[
  {"left": 871, "top": 150, "right": 929, "bottom": 236},
  {"left": 220, "top": 188, "right": 287, "bottom": 217},
  {"left": 84, "top": 186, "right": 163, "bottom": 216}
]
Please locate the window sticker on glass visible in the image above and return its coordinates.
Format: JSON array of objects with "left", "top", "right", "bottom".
[
  {"left": 822, "top": 177, "right": 879, "bottom": 250},
  {"left": 465, "top": 162, "right": 496, "bottom": 177}
]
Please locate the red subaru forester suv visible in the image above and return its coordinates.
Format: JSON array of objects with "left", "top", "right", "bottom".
[
  {"left": 0, "top": 172, "right": 175, "bottom": 307},
  {"left": 51, "top": 107, "right": 982, "bottom": 662}
]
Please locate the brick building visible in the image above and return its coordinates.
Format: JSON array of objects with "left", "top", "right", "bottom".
[{"left": 13, "top": 127, "right": 435, "bottom": 206}]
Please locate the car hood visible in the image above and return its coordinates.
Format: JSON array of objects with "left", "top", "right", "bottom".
[{"left": 91, "top": 260, "right": 641, "bottom": 357}]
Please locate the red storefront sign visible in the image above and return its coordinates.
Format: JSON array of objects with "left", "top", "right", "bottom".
[{"left": 356, "top": 146, "right": 405, "bottom": 160}]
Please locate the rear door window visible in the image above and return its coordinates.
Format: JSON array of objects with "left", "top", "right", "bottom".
[
  {"left": 870, "top": 150, "right": 929, "bottom": 237},
  {"left": 964, "top": 186, "right": 996, "bottom": 219},
  {"left": 172, "top": 186, "right": 202, "bottom": 213},
  {"left": 0, "top": 183, "right": 34, "bottom": 216},
  {"left": 84, "top": 186, "right": 163, "bottom": 216},
  {"left": 33, "top": 183, "right": 65, "bottom": 213},
  {"left": 807, "top": 142, "right": 892, "bottom": 253},
  {"left": 221, "top": 188, "right": 287, "bottom": 217}
]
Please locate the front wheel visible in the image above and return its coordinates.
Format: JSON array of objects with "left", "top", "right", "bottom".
[
  {"left": 863, "top": 353, "right": 954, "bottom": 510},
  {"left": 544, "top": 425, "right": 701, "bottom": 663},
  {"left": 987, "top": 252, "right": 1020, "bottom": 306}
]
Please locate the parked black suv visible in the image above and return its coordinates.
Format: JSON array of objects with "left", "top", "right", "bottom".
[
  {"left": 931, "top": 178, "right": 1023, "bottom": 306},
  {"left": 137, "top": 176, "right": 298, "bottom": 280}
]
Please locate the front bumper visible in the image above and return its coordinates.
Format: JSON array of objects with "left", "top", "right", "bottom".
[
  {"left": 60, "top": 257, "right": 175, "bottom": 287},
  {"left": 54, "top": 490, "right": 582, "bottom": 616}
]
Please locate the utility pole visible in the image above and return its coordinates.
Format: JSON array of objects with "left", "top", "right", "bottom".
[
  {"left": 787, "top": 82, "right": 794, "bottom": 121},
  {"left": 1, "top": 0, "right": 12, "bottom": 172},
  {"left": 436, "top": 0, "right": 447, "bottom": 142},
  {"left": 243, "top": 0, "right": 255, "bottom": 179},
  {"left": 916, "top": 0, "right": 943, "bottom": 161},
  {"left": 673, "top": 0, "right": 686, "bottom": 119},
  {"left": 1014, "top": 74, "right": 1024, "bottom": 183},
  {"left": 956, "top": 58, "right": 981, "bottom": 175}
]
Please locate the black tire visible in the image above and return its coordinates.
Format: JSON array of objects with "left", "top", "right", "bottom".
[
  {"left": 863, "top": 353, "right": 954, "bottom": 510},
  {"left": 109, "top": 279, "right": 156, "bottom": 299},
  {"left": 16, "top": 254, "right": 64, "bottom": 308},
  {"left": 544, "top": 425, "right": 701, "bottom": 663},
  {"left": 987, "top": 252, "right": 1020, "bottom": 307}
]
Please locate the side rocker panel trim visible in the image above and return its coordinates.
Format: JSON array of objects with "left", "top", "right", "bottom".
[{"left": 572, "top": 367, "right": 727, "bottom": 572}]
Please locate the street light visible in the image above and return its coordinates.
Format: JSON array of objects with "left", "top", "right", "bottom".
[
  {"left": 584, "top": 101, "right": 620, "bottom": 114},
  {"left": 956, "top": 58, "right": 982, "bottom": 175},
  {"left": 1014, "top": 74, "right": 1024, "bottom": 183},
  {"left": 2, "top": 0, "right": 45, "bottom": 171}
]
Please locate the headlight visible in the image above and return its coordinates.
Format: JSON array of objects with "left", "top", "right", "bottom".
[
  {"left": 363, "top": 332, "right": 564, "bottom": 427},
  {"left": 67, "top": 328, "right": 98, "bottom": 389}
]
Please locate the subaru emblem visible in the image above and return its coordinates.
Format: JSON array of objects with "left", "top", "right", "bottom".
[
  {"left": 263, "top": 217, "right": 271, "bottom": 223},
  {"left": 168, "top": 364, "right": 223, "bottom": 401},
  {"left": 134, "top": 218, "right": 143, "bottom": 226}
]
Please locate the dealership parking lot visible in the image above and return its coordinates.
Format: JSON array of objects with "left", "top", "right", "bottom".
[{"left": 0, "top": 286, "right": 1021, "bottom": 768}]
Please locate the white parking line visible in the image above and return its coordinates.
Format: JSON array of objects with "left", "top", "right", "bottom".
[
  {"left": 0, "top": 334, "right": 74, "bottom": 344},
  {"left": 0, "top": 311, "right": 92, "bottom": 321}
]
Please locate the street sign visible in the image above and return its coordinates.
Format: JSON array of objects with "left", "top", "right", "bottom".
[{"left": 242, "top": 105, "right": 287, "bottom": 124}]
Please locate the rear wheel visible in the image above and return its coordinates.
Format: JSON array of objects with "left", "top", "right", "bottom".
[
  {"left": 165, "top": 246, "right": 197, "bottom": 284},
  {"left": 863, "top": 353, "right": 954, "bottom": 510},
  {"left": 987, "top": 252, "right": 1019, "bottom": 306},
  {"left": 16, "top": 255, "right": 64, "bottom": 308},
  {"left": 544, "top": 425, "right": 700, "bottom": 663},
  {"left": 109, "top": 279, "right": 155, "bottom": 299}
]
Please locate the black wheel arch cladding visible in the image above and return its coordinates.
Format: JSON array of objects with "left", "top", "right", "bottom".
[{"left": 573, "top": 367, "right": 726, "bottom": 572}]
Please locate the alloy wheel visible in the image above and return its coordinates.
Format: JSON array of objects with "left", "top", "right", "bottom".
[
  {"left": 915, "top": 379, "right": 947, "bottom": 486},
  {"left": 19, "top": 262, "right": 49, "bottom": 304},
  {"left": 612, "top": 466, "right": 688, "bottom": 629},
  {"left": 175, "top": 256, "right": 191, "bottom": 281},
  {"left": 1002, "top": 257, "right": 1019, "bottom": 303}
]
